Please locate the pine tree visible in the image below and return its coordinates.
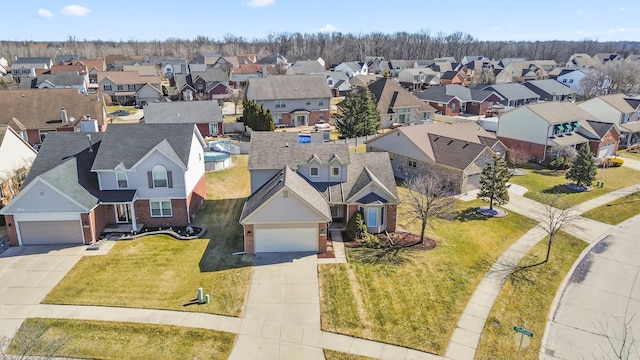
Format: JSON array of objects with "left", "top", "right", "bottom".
[
  {"left": 336, "top": 89, "right": 380, "bottom": 138},
  {"left": 362, "top": 88, "right": 381, "bottom": 136},
  {"left": 477, "top": 156, "right": 512, "bottom": 211},
  {"left": 566, "top": 145, "right": 597, "bottom": 187},
  {"left": 335, "top": 90, "right": 361, "bottom": 138}
]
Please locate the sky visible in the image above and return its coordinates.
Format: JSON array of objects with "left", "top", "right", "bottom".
[{"left": 5, "top": 0, "right": 639, "bottom": 43}]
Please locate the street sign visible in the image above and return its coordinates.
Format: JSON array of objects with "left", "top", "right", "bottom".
[{"left": 513, "top": 326, "right": 534, "bottom": 337}]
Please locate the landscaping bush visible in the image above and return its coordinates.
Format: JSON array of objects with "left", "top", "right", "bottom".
[
  {"left": 360, "top": 233, "right": 382, "bottom": 248},
  {"left": 344, "top": 212, "right": 367, "bottom": 242},
  {"left": 548, "top": 158, "right": 571, "bottom": 170},
  {"left": 604, "top": 157, "right": 624, "bottom": 167}
]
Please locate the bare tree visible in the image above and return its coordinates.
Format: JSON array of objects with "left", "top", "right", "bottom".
[
  {"left": 507, "top": 147, "right": 530, "bottom": 171},
  {"left": 0, "top": 319, "right": 70, "bottom": 359},
  {"left": 402, "top": 171, "right": 456, "bottom": 245},
  {"left": 227, "top": 86, "right": 245, "bottom": 116},
  {"left": 595, "top": 313, "right": 640, "bottom": 359}
]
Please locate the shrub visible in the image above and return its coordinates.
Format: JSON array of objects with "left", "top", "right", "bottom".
[
  {"left": 604, "top": 157, "right": 624, "bottom": 167},
  {"left": 345, "top": 211, "right": 367, "bottom": 242},
  {"left": 548, "top": 158, "right": 571, "bottom": 170},
  {"left": 360, "top": 233, "right": 382, "bottom": 248}
]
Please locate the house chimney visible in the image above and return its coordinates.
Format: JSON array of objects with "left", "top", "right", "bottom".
[
  {"left": 262, "top": 64, "right": 267, "bottom": 78},
  {"left": 86, "top": 114, "right": 91, "bottom": 121},
  {"left": 61, "top": 107, "right": 68, "bottom": 123},
  {"left": 87, "top": 134, "right": 93, "bottom": 152}
]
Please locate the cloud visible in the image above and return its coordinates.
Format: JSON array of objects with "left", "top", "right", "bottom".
[
  {"left": 607, "top": 27, "right": 637, "bottom": 34},
  {"left": 37, "top": 8, "right": 54, "bottom": 18},
  {"left": 318, "top": 24, "right": 339, "bottom": 33},
  {"left": 576, "top": 9, "right": 585, "bottom": 15},
  {"left": 60, "top": 5, "right": 91, "bottom": 16},
  {"left": 243, "top": 0, "right": 274, "bottom": 8},
  {"left": 619, "top": 7, "right": 625, "bottom": 11}
]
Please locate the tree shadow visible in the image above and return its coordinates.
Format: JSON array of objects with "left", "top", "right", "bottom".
[
  {"left": 195, "top": 198, "right": 254, "bottom": 272},
  {"left": 456, "top": 207, "right": 489, "bottom": 222},
  {"left": 542, "top": 184, "right": 576, "bottom": 195},
  {"left": 532, "top": 169, "right": 566, "bottom": 177}
]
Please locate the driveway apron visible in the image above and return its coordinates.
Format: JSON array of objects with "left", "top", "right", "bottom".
[{"left": 228, "top": 252, "right": 324, "bottom": 360}]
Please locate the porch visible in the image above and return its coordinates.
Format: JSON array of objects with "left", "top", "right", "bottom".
[{"left": 102, "top": 223, "right": 145, "bottom": 234}]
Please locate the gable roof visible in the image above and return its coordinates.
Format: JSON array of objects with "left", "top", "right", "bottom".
[
  {"left": 36, "top": 72, "right": 86, "bottom": 87},
  {"left": 483, "top": 83, "right": 540, "bottom": 101},
  {"left": 231, "top": 64, "right": 275, "bottom": 75},
  {"left": 415, "top": 84, "right": 498, "bottom": 103},
  {"left": 522, "top": 79, "right": 576, "bottom": 96},
  {"left": 239, "top": 166, "right": 331, "bottom": 222},
  {"left": 596, "top": 93, "right": 639, "bottom": 112},
  {"left": 143, "top": 101, "right": 223, "bottom": 124},
  {"left": 0, "top": 89, "right": 106, "bottom": 130},
  {"left": 91, "top": 124, "right": 198, "bottom": 170},
  {"left": 287, "top": 60, "right": 326, "bottom": 74},
  {"left": 368, "top": 78, "right": 436, "bottom": 115},
  {"left": 248, "top": 74, "right": 332, "bottom": 100},
  {"left": 429, "top": 134, "right": 489, "bottom": 170},
  {"left": 74, "top": 58, "right": 106, "bottom": 72},
  {"left": 521, "top": 102, "right": 598, "bottom": 125},
  {"left": 13, "top": 57, "right": 51, "bottom": 65},
  {"left": 97, "top": 71, "right": 162, "bottom": 85}
]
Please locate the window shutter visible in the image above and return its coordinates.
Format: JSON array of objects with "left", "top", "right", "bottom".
[
  {"left": 167, "top": 171, "right": 173, "bottom": 188},
  {"left": 147, "top": 171, "right": 154, "bottom": 188}
]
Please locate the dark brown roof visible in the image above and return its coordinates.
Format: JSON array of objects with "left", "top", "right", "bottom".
[
  {"left": 368, "top": 77, "right": 436, "bottom": 115},
  {"left": 0, "top": 89, "right": 106, "bottom": 131},
  {"left": 429, "top": 134, "right": 488, "bottom": 170}
]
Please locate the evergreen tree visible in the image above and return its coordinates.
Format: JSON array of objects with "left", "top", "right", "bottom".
[
  {"left": 566, "top": 145, "right": 597, "bottom": 187},
  {"left": 335, "top": 89, "right": 380, "bottom": 138},
  {"left": 362, "top": 88, "right": 381, "bottom": 136},
  {"left": 477, "top": 156, "right": 512, "bottom": 211},
  {"left": 264, "top": 109, "right": 275, "bottom": 131}
]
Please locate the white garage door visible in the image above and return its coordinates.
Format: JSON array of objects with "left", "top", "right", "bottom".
[
  {"left": 254, "top": 226, "right": 318, "bottom": 253},
  {"left": 599, "top": 143, "right": 616, "bottom": 159},
  {"left": 18, "top": 221, "right": 84, "bottom": 245}
]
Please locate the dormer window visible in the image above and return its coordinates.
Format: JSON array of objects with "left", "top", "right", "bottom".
[
  {"left": 310, "top": 167, "right": 319, "bottom": 177},
  {"left": 331, "top": 166, "right": 340, "bottom": 177},
  {"left": 116, "top": 171, "right": 128, "bottom": 188}
]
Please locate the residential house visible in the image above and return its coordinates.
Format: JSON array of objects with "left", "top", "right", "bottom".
[
  {"left": 556, "top": 68, "right": 609, "bottom": 98},
  {"left": 75, "top": 58, "right": 106, "bottom": 90},
  {"left": 98, "top": 71, "right": 164, "bottom": 105},
  {"left": 174, "top": 69, "right": 230, "bottom": 101},
  {"left": 365, "top": 122, "right": 507, "bottom": 193},
  {"left": 497, "top": 102, "right": 620, "bottom": 162},
  {"left": 334, "top": 61, "right": 368, "bottom": 77},
  {"left": 414, "top": 84, "right": 503, "bottom": 116},
  {"left": 368, "top": 78, "right": 436, "bottom": 128},
  {"left": 36, "top": 72, "right": 88, "bottom": 93},
  {"left": 497, "top": 61, "right": 548, "bottom": 83},
  {"left": 325, "top": 71, "right": 352, "bottom": 97},
  {"left": 240, "top": 132, "right": 398, "bottom": 253},
  {"left": 122, "top": 65, "right": 159, "bottom": 76},
  {"left": 256, "top": 54, "right": 289, "bottom": 74},
  {"left": 522, "top": 79, "right": 576, "bottom": 102},
  {"left": 246, "top": 74, "right": 332, "bottom": 127},
  {"left": 566, "top": 53, "right": 594, "bottom": 68},
  {"left": 593, "top": 53, "right": 622, "bottom": 65},
  {"left": 461, "top": 56, "right": 489, "bottom": 65},
  {"left": 0, "top": 126, "right": 38, "bottom": 208},
  {"left": 286, "top": 59, "right": 326, "bottom": 75},
  {"left": 387, "top": 60, "right": 414, "bottom": 76},
  {"left": 578, "top": 94, "right": 640, "bottom": 147},
  {"left": 439, "top": 70, "right": 467, "bottom": 86},
  {"left": 397, "top": 68, "right": 439, "bottom": 90},
  {"left": 0, "top": 57, "right": 9, "bottom": 76},
  {"left": 143, "top": 101, "right": 224, "bottom": 137},
  {"left": 350, "top": 74, "right": 382, "bottom": 89},
  {"left": 229, "top": 64, "right": 274, "bottom": 89},
  {"left": 483, "top": 83, "right": 540, "bottom": 107},
  {"left": 535, "top": 60, "right": 559, "bottom": 72},
  {"left": 0, "top": 89, "right": 107, "bottom": 147},
  {"left": 11, "top": 57, "right": 52, "bottom": 75},
  {"left": 0, "top": 123, "right": 207, "bottom": 246},
  {"left": 498, "top": 58, "right": 528, "bottom": 67}
]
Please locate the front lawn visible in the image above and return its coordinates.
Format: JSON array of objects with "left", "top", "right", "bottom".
[
  {"left": 43, "top": 155, "right": 252, "bottom": 316},
  {"left": 509, "top": 166, "right": 640, "bottom": 209},
  {"left": 324, "top": 349, "right": 375, "bottom": 360},
  {"left": 319, "top": 193, "right": 538, "bottom": 354},
  {"left": 9, "top": 318, "right": 234, "bottom": 360},
  {"left": 475, "top": 232, "right": 587, "bottom": 359},
  {"left": 582, "top": 191, "right": 640, "bottom": 225}
]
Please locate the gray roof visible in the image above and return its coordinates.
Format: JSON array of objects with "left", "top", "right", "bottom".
[
  {"left": 522, "top": 79, "right": 576, "bottom": 96},
  {"left": 91, "top": 124, "right": 198, "bottom": 170},
  {"left": 191, "top": 69, "right": 229, "bottom": 83},
  {"left": 240, "top": 166, "right": 331, "bottom": 222},
  {"left": 144, "top": 101, "right": 223, "bottom": 124},
  {"left": 429, "top": 134, "right": 489, "bottom": 170},
  {"left": 14, "top": 57, "right": 50, "bottom": 65},
  {"left": 248, "top": 74, "right": 332, "bottom": 101},
  {"left": 483, "top": 83, "right": 540, "bottom": 101},
  {"left": 415, "top": 85, "right": 497, "bottom": 103},
  {"left": 36, "top": 73, "right": 86, "bottom": 87},
  {"left": 288, "top": 60, "right": 325, "bottom": 75},
  {"left": 247, "top": 132, "right": 350, "bottom": 170},
  {"left": 22, "top": 132, "right": 136, "bottom": 210}
]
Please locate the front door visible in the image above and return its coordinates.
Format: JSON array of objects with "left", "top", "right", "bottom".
[
  {"left": 116, "top": 203, "right": 132, "bottom": 223},
  {"left": 296, "top": 115, "right": 307, "bottom": 126}
]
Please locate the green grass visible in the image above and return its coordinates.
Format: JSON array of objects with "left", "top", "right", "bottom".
[
  {"left": 224, "top": 114, "right": 242, "bottom": 123},
  {"left": 324, "top": 349, "right": 375, "bottom": 360},
  {"left": 9, "top": 318, "right": 234, "bottom": 360},
  {"left": 617, "top": 151, "right": 640, "bottom": 161},
  {"left": 475, "top": 232, "right": 587, "bottom": 359},
  {"left": 509, "top": 166, "right": 640, "bottom": 209},
  {"left": 582, "top": 191, "right": 640, "bottom": 224},
  {"left": 319, "top": 190, "right": 538, "bottom": 354},
  {"left": 43, "top": 155, "right": 253, "bottom": 316}
]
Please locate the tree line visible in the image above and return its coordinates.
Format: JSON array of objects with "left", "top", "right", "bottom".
[{"left": 1, "top": 31, "right": 639, "bottom": 65}]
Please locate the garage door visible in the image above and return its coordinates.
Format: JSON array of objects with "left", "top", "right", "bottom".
[
  {"left": 254, "top": 226, "right": 318, "bottom": 253},
  {"left": 18, "top": 221, "right": 84, "bottom": 245},
  {"left": 599, "top": 143, "right": 616, "bottom": 158}
]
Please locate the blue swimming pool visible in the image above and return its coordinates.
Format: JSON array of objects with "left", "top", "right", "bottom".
[
  {"left": 298, "top": 135, "right": 311, "bottom": 144},
  {"left": 204, "top": 151, "right": 230, "bottom": 162}
]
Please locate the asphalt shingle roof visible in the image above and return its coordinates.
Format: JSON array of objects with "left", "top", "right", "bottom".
[
  {"left": 248, "top": 74, "right": 331, "bottom": 100},
  {"left": 144, "top": 101, "right": 223, "bottom": 124},
  {"left": 368, "top": 78, "right": 436, "bottom": 115},
  {"left": 483, "top": 83, "right": 540, "bottom": 101},
  {"left": 429, "top": 134, "right": 488, "bottom": 170},
  {"left": 522, "top": 79, "right": 576, "bottom": 96}
]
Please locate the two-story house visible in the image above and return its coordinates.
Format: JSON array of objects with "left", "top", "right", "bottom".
[
  {"left": 11, "top": 57, "right": 52, "bottom": 82},
  {"left": 143, "top": 101, "right": 224, "bottom": 137},
  {"left": 229, "top": 64, "right": 274, "bottom": 89},
  {"left": 97, "top": 71, "right": 164, "bottom": 105},
  {"left": 0, "top": 124, "right": 207, "bottom": 246},
  {"left": 414, "top": 84, "right": 503, "bottom": 116},
  {"left": 367, "top": 77, "right": 436, "bottom": 128},
  {"left": 0, "top": 126, "right": 38, "bottom": 208},
  {"left": 578, "top": 93, "right": 640, "bottom": 147},
  {"left": 334, "top": 61, "right": 368, "bottom": 77},
  {"left": 246, "top": 74, "right": 332, "bottom": 127},
  {"left": 239, "top": 132, "right": 398, "bottom": 253}
]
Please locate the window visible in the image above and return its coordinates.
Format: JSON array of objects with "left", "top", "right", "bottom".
[
  {"left": 209, "top": 122, "right": 219, "bottom": 135},
  {"left": 274, "top": 114, "right": 282, "bottom": 124},
  {"left": 117, "top": 85, "right": 124, "bottom": 91},
  {"left": 331, "top": 166, "right": 340, "bottom": 176},
  {"left": 116, "top": 172, "right": 128, "bottom": 188},
  {"left": 569, "top": 79, "right": 574, "bottom": 83},
  {"left": 283, "top": 190, "right": 289, "bottom": 198},
  {"left": 306, "top": 99, "right": 312, "bottom": 105},
  {"left": 104, "top": 85, "right": 112, "bottom": 91},
  {"left": 451, "top": 103, "right": 456, "bottom": 110},
  {"left": 408, "top": 159, "right": 417, "bottom": 168},
  {"left": 128, "top": 85, "right": 136, "bottom": 91},
  {"left": 150, "top": 200, "right": 172, "bottom": 217},
  {"left": 319, "top": 99, "right": 325, "bottom": 106},
  {"left": 151, "top": 165, "right": 168, "bottom": 188},
  {"left": 310, "top": 167, "right": 319, "bottom": 177},
  {"left": 39, "top": 129, "right": 55, "bottom": 143},
  {"left": 562, "top": 79, "right": 567, "bottom": 83},
  {"left": 328, "top": 79, "right": 334, "bottom": 86},
  {"left": 20, "top": 131, "right": 28, "bottom": 142},
  {"left": 367, "top": 207, "right": 378, "bottom": 227},
  {"left": 275, "top": 100, "right": 286, "bottom": 108}
]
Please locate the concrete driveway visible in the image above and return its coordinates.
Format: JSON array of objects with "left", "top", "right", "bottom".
[
  {"left": 228, "top": 252, "right": 324, "bottom": 360},
  {"left": 543, "top": 214, "right": 640, "bottom": 358},
  {"left": 0, "top": 245, "right": 88, "bottom": 339}
]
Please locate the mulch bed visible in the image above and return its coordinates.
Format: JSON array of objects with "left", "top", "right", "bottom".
[
  {"left": 344, "top": 231, "right": 437, "bottom": 251},
  {"left": 317, "top": 238, "right": 335, "bottom": 258}
]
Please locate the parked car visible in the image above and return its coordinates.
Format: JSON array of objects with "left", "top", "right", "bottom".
[
  {"left": 314, "top": 120, "right": 331, "bottom": 130},
  {"left": 110, "top": 110, "right": 130, "bottom": 116},
  {"left": 135, "top": 101, "right": 147, "bottom": 109}
]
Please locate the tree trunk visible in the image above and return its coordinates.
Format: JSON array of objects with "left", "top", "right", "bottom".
[{"left": 420, "top": 220, "right": 427, "bottom": 245}]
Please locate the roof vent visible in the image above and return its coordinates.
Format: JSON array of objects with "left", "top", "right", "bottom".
[
  {"left": 61, "top": 107, "right": 68, "bottom": 123},
  {"left": 285, "top": 142, "right": 289, "bottom": 147},
  {"left": 463, "top": 142, "right": 469, "bottom": 148},
  {"left": 434, "top": 136, "right": 440, "bottom": 141},
  {"left": 447, "top": 139, "right": 454, "bottom": 145}
]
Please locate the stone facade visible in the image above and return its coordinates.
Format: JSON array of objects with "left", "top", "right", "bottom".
[{"left": 386, "top": 151, "right": 464, "bottom": 192}]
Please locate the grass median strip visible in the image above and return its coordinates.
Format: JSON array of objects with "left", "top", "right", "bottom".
[
  {"left": 324, "top": 349, "right": 375, "bottom": 360},
  {"left": 582, "top": 191, "right": 640, "bottom": 225},
  {"left": 475, "top": 232, "right": 587, "bottom": 359},
  {"left": 9, "top": 318, "right": 234, "bottom": 360},
  {"left": 319, "top": 195, "right": 537, "bottom": 354},
  {"left": 509, "top": 167, "right": 640, "bottom": 209}
]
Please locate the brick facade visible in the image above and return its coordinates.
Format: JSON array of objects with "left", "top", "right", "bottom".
[
  {"left": 318, "top": 223, "right": 328, "bottom": 253},
  {"left": 383, "top": 151, "right": 464, "bottom": 192},
  {"left": 80, "top": 213, "right": 93, "bottom": 245},
  {"left": 134, "top": 198, "right": 189, "bottom": 228},
  {"left": 4, "top": 215, "right": 18, "bottom": 246},
  {"left": 385, "top": 205, "right": 397, "bottom": 232},
  {"left": 244, "top": 224, "right": 254, "bottom": 253},
  {"left": 196, "top": 123, "right": 223, "bottom": 137},
  {"left": 498, "top": 137, "right": 547, "bottom": 162},
  {"left": 187, "top": 175, "right": 206, "bottom": 222}
]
